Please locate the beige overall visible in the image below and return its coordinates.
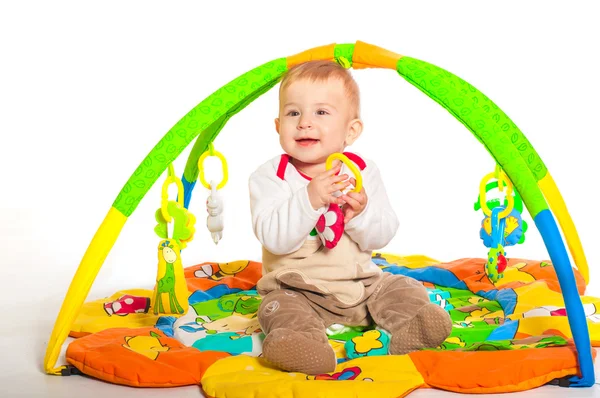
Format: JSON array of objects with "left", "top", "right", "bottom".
[{"left": 257, "top": 233, "right": 452, "bottom": 375}]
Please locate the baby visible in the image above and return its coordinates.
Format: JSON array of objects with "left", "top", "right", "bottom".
[{"left": 249, "top": 60, "right": 452, "bottom": 375}]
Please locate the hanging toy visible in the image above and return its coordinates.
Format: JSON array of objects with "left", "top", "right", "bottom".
[
  {"left": 487, "top": 207, "right": 509, "bottom": 282},
  {"left": 474, "top": 166, "right": 527, "bottom": 282},
  {"left": 205, "top": 182, "right": 224, "bottom": 244},
  {"left": 198, "top": 143, "right": 228, "bottom": 244},
  {"left": 152, "top": 163, "right": 195, "bottom": 315},
  {"left": 315, "top": 153, "right": 363, "bottom": 249},
  {"left": 474, "top": 176, "right": 528, "bottom": 247}
]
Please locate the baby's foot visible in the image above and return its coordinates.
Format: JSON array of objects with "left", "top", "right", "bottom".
[
  {"left": 262, "top": 328, "right": 337, "bottom": 375},
  {"left": 389, "top": 303, "right": 452, "bottom": 355}
]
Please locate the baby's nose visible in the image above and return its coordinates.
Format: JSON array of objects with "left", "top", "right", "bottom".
[{"left": 298, "top": 118, "right": 313, "bottom": 129}]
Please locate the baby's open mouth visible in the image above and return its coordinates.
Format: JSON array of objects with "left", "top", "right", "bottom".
[{"left": 296, "top": 138, "right": 319, "bottom": 146}]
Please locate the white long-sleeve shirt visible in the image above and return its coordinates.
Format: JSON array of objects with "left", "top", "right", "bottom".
[{"left": 248, "top": 153, "right": 399, "bottom": 305}]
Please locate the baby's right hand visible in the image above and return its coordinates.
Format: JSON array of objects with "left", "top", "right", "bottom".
[{"left": 307, "top": 164, "right": 351, "bottom": 210}]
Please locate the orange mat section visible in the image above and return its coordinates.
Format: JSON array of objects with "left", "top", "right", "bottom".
[
  {"left": 409, "top": 344, "right": 596, "bottom": 394},
  {"left": 66, "top": 327, "right": 230, "bottom": 387}
]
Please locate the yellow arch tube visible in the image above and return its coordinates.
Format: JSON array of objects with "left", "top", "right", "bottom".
[
  {"left": 538, "top": 173, "right": 589, "bottom": 284},
  {"left": 44, "top": 207, "right": 127, "bottom": 374}
]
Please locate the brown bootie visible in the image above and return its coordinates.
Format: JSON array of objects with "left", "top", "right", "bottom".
[
  {"left": 262, "top": 328, "right": 337, "bottom": 375},
  {"left": 389, "top": 303, "right": 452, "bottom": 355}
]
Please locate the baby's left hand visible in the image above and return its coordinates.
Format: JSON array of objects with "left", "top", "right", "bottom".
[{"left": 341, "top": 177, "right": 367, "bottom": 224}]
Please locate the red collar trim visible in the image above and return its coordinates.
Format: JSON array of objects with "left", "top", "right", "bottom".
[
  {"left": 343, "top": 152, "right": 366, "bottom": 171},
  {"left": 296, "top": 169, "right": 313, "bottom": 181},
  {"left": 276, "top": 154, "right": 290, "bottom": 180}
]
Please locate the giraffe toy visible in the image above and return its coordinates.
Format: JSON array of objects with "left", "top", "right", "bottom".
[{"left": 153, "top": 240, "right": 188, "bottom": 315}]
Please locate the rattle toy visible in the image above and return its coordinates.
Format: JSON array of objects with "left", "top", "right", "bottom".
[
  {"left": 198, "top": 144, "right": 228, "bottom": 244},
  {"left": 152, "top": 163, "right": 195, "bottom": 315},
  {"left": 315, "top": 153, "right": 363, "bottom": 249},
  {"left": 474, "top": 166, "right": 527, "bottom": 282}
]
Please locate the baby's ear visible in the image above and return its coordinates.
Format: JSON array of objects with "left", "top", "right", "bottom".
[
  {"left": 274, "top": 118, "right": 280, "bottom": 135},
  {"left": 345, "top": 118, "right": 363, "bottom": 145}
]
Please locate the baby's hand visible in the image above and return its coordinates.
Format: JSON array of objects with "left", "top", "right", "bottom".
[
  {"left": 341, "top": 178, "right": 367, "bottom": 224},
  {"left": 307, "top": 164, "right": 351, "bottom": 210}
]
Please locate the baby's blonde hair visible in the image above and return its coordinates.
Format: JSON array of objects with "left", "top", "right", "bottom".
[{"left": 279, "top": 60, "right": 360, "bottom": 118}]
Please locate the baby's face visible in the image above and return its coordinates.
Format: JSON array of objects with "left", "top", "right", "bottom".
[{"left": 276, "top": 77, "right": 360, "bottom": 165}]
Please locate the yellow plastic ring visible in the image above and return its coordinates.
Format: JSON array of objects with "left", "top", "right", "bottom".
[
  {"left": 325, "top": 153, "right": 363, "bottom": 193},
  {"left": 479, "top": 171, "right": 514, "bottom": 218},
  {"left": 198, "top": 146, "right": 228, "bottom": 190},
  {"left": 161, "top": 172, "right": 184, "bottom": 223},
  {"left": 494, "top": 164, "right": 504, "bottom": 192}
]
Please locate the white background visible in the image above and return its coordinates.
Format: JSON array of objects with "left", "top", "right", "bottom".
[{"left": 1, "top": 1, "right": 599, "bottom": 397}]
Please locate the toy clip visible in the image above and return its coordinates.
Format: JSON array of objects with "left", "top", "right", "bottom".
[
  {"left": 478, "top": 169, "right": 514, "bottom": 218},
  {"left": 161, "top": 163, "right": 184, "bottom": 224},
  {"left": 198, "top": 143, "right": 228, "bottom": 190},
  {"left": 198, "top": 144, "right": 227, "bottom": 244}
]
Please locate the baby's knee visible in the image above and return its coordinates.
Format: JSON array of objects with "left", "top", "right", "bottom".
[
  {"left": 257, "top": 291, "right": 286, "bottom": 324},
  {"left": 258, "top": 289, "right": 312, "bottom": 332},
  {"left": 384, "top": 275, "right": 429, "bottom": 299}
]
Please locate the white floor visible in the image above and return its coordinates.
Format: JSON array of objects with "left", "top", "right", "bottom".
[{"left": 2, "top": 296, "right": 599, "bottom": 398}]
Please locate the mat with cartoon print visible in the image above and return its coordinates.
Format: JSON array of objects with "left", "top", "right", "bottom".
[{"left": 65, "top": 254, "right": 598, "bottom": 396}]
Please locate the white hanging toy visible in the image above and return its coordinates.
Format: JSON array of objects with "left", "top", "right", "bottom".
[
  {"left": 206, "top": 180, "right": 224, "bottom": 244},
  {"left": 197, "top": 143, "right": 228, "bottom": 244}
]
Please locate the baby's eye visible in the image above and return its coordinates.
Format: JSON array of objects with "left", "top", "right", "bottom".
[
  {"left": 287, "top": 110, "right": 300, "bottom": 116},
  {"left": 316, "top": 110, "right": 329, "bottom": 115}
]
